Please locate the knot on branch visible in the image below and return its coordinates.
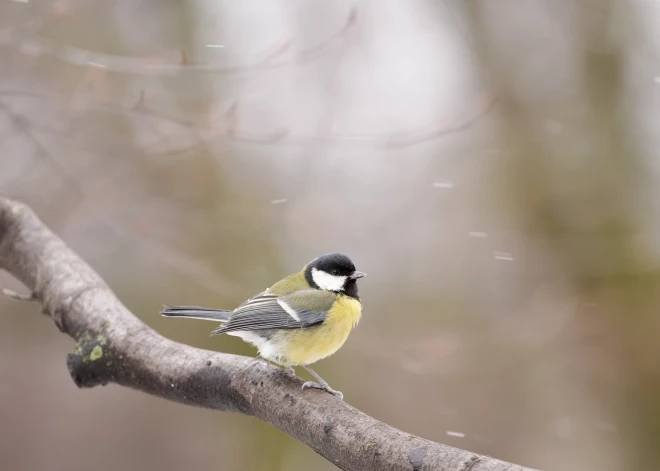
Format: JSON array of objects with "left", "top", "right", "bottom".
[{"left": 67, "top": 329, "right": 114, "bottom": 387}]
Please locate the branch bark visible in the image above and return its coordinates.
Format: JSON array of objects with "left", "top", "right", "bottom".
[{"left": 0, "top": 195, "right": 537, "bottom": 471}]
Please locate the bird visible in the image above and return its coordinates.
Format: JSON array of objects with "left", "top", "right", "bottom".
[{"left": 160, "top": 253, "right": 365, "bottom": 400}]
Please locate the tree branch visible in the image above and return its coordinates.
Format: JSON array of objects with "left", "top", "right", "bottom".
[{"left": 0, "top": 195, "right": 537, "bottom": 471}]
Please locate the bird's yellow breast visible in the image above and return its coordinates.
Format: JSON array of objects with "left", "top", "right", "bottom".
[{"left": 273, "top": 295, "right": 362, "bottom": 366}]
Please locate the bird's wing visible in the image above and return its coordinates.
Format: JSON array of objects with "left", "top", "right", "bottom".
[{"left": 212, "top": 289, "right": 336, "bottom": 334}]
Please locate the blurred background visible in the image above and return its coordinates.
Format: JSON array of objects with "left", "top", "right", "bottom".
[{"left": 0, "top": 0, "right": 658, "bottom": 470}]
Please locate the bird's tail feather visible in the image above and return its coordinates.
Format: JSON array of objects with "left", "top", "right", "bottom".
[{"left": 160, "top": 306, "right": 231, "bottom": 322}]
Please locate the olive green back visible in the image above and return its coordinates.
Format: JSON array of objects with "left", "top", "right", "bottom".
[{"left": 267, "top": 267, "right": 309, "bottom": 296}]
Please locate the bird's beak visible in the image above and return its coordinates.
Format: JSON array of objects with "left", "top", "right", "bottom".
[{"left": 350, "top": 271, "right": 366, "bottom": 279}]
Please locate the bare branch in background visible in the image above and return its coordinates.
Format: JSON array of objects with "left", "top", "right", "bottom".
[
  {"left": 0, "top": 93, "right": 239, "bottom": 297},
  {"left": 0, "top": 7, "right": 358, "bottom": 76},
  {"left": 0, "top": 89, "right": 495, "bottom": 151},
  {"left": 0, "top": 195, "right": 537, "bottom": 471},
  {"left": 223, "top": 92, "right": 497, "bottom": 148}
]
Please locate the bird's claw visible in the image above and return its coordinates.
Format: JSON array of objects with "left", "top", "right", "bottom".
[{"left": 302, "top": 381, "right": 344, "bottom": 400}]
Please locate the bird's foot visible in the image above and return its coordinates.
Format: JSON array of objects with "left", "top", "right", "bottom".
[
  {"left": 302, "top": 381, "right": 344, "bottom": 400},
  {"left": 284, "top": 366, "right": 296, "bottom": 377}
]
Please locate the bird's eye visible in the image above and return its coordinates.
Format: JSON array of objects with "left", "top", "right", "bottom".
[{"left": 331, "top": 270, "right": 339, "bottom": 276}]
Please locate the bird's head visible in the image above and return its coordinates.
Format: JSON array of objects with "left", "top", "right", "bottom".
[{"left": 304, "top": 253, "right": 365, "bottom": 298}]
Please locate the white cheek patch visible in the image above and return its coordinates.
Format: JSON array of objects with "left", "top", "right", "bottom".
[{"left": 311, "top": 267, "right": 347, "bottom": 291}]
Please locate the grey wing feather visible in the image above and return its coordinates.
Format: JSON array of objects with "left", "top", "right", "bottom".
[
  {"left": 212, "top": 290, "right": 335, "bottom": 335},
  {"left": 234, "top": 290, "right": 272, "bottom": 308}
]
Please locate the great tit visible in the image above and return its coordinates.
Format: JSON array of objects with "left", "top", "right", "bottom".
[{"left": 161, "top": 253, "right": 365, "bottom": 400}]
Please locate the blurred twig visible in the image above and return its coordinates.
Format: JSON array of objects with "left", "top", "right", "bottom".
[
  {"left": 0, "top": 195, "right": 537, "bottom": 471},
  {"left": 0, "top": 287, "right": 34, "bottom": 301},
  {"left": 0, "top": 94, "right": 238, "bottom": 297},
  {"left": 0, "top": 89, "right": 496, "bottom": 151},
  {"left": 0, "top": 7, "right": 358, "bottom": 76},
  {"left": 0, "top": 102, "right": 85, "bottom": 199}
]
